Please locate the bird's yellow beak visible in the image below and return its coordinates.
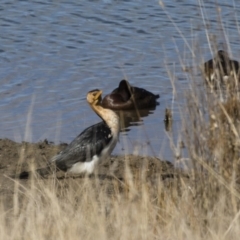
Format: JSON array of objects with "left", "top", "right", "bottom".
[{"left": 96, "top": 90, "right": 102, "bottom": 99}]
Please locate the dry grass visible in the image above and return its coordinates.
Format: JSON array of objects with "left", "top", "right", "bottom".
[
  {"left": 0, "top": 172, "right": 198, "bottom": 239},
  {"left": 1, "top": 156, "right": 240, "bottom": 240}
]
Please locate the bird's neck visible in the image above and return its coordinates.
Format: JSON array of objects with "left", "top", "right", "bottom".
[{"left": 90, "top": 104, "right": 119, "bottom": 135}]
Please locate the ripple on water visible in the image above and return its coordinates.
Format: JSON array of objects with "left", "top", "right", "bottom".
[{"left": 0, "top": 0, "right": 240, "bottom": 161}]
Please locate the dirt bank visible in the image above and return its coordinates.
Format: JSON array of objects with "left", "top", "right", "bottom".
[{"left": 0, "top": 138, "right": 187, "bottom": 211}]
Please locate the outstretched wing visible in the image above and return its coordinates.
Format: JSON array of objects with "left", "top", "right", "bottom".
[{"left": 52, "top": 121, "right": 112, "bottom": 171}]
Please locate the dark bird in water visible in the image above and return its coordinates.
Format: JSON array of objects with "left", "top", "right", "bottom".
[
  {"left": 19, "top": 89, "right": 120, "bottom": 179},
  {"left": 204, "top": 50, "right": 240, "bottom": 86},
  {"left": 102, "top": 79, "right": 160, "bottom": 110}
]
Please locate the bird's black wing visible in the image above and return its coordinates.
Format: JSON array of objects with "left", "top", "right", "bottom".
[
  {"left": 54, "top": 121, "right": 112, "bottom": 171},
  {"left": 132, "top": 86, "right": 159, "bottom": 108}
]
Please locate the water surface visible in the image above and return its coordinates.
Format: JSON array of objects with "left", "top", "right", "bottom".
[{"left": 1, "top": 0, "right": 240, "bottom": 161}]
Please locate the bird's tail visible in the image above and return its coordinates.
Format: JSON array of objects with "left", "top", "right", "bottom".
[{"left": 18, "top": 165, "right": 58, "bottom": 179}]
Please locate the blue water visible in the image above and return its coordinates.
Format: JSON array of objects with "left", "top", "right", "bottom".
[{"left": 0, "top": 0, "right": 240, "bottom": 161}]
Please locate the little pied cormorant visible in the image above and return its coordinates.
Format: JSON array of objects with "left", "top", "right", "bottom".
[{"left": 19, "top": 89, "right": 120, "bottom": 179}]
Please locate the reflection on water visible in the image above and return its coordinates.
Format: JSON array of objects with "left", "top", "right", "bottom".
[
  {"left": 0, "top": 0, "right": 240, "bottom": 161},
  {"left": 117, "top": 107, "right": 157, "bottom": 133}
]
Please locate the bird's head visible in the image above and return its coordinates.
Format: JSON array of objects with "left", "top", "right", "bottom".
[{"left": 87, "top": 89, "right": 103, "bottom": 106}]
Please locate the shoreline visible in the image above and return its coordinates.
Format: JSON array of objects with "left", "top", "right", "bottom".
[{"left": 0, "top": 138, "right": 189, "bottom": 211}]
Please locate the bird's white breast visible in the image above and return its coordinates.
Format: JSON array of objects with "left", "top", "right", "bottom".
[{"left": 68, "top": 155, "right": 99, "bottom": 174}]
